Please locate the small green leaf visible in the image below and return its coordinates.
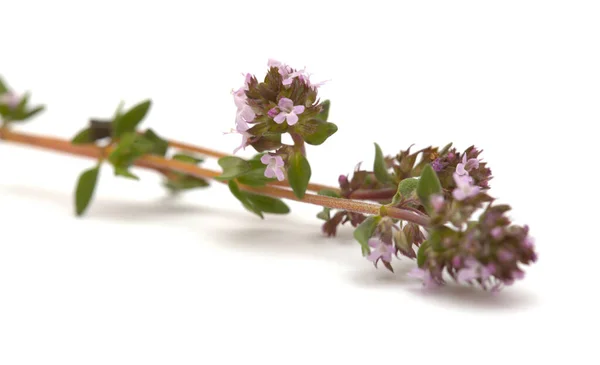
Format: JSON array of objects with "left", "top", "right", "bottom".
[
  {"left": 172, "top": 153, "right": 204, "bottom": 164},
  {"left": 75, "top": 165, "right": 100, "bottom": 216},
  {"left": 316, "top": 208, "right": 331, "bottom": 221},
  {"left": 391, "top": 177, "right": 419, "bottom": 205},
  {"left": 216, "top": 156, "right": 252, "bottom": 181},
  {"left": 246, "top": 194, "right": 290, "bottom": 214},
  {"left": 71, "top": 127, "right": 93, "bottom": 145},
  {"left": 112, "top": 100, "right": 152, "bottom": 138},
  {"left": 0, "top": 78, "right": 8, "bottom": 94},
  {"left": 287, "top": 152, "right": 311, "bottom": 199},
  {"left": 165, "top": 176, "right": 209, "bottom": 192},
  {"left": 318, "top": 189, "right": 341, "bottom": 198},
  {"left": 24, "top": 105, "right": 45, "bottom": 120},
  {"left": 417, "top": 240, "right": 431, "bottom": 268},
  {"left": 143, "top": 128, "right": 169, "bottom": 156},
  {"left": 228, "top": 180, "right": 263, "bottom": 218},
  {"left": 353, "top": 216, "right": 381, "bottom": 256},
  {"left": 300, "top": 119, "right": 338, "bottom": 146},
  {"left": 318, "top": 100, "right": 331, "bottom": 121},
  {"left": 439, "top": 142, "right": 453, "bottom": 155},
  {"left": 373, "top": 143, "right": 392, "bottom": 184},
  {"left": 114, "top": 166, "right": 139, "bottom": 180},
  {"left": 416, "top": 164, "right": 443, "bottom": 211}
]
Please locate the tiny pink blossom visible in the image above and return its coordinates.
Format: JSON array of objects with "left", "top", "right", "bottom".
[
  {"left": 430, "top": 194, "right": 445, "bottom": 212},
  {"left": 456, "top": 154, "right": 480, "bottom": 176},
  {"left": 497, "top": 248, "right": 514, "bottom": 262},
  {"left": 273, "top": 98, "right": 305, "bottom": 126},
  {"left": 408, "top": 268, "right": 439, "bottom": 289},
  {"left": 0, "top": 92, "right": 20, "bottom": 110},
  {"left": 260, "top": 154, "right": 285, "bottom": 181},
  {"left": 232, "top": 120, "right": 252, "bottom": 154},
  {"left": 366, "top": 238, "right": 395, "bottom": 266},
  {"left": 452, "top": 173, "right": 480, "bottom": 201},
  {"left": 267, "top": 108, "right": 278, "bottom": 118},
  {"left": 456, "top": 258, "right": 492, "bottom": 283},
  {"left": 491, "top": 227, "right": 503, "bottom": 239}
]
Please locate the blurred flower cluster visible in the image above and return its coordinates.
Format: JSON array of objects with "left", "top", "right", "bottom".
[{"left": 334, "top": 142, "right": 537, "bottom": 291}]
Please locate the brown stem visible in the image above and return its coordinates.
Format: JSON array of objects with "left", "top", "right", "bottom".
[
  {"left": 0, "top": 129, "right": 430, "bottom": 227},
  {"left": 349, "top": 188, "right": 397, "bottom": 200}
]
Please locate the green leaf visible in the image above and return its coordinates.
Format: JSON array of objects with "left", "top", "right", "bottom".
[
  {"left": 287, "top": 152, "right": 311, "bottom": 199},
  {"left": 143, "top": 128, "right": 169, "bottom": 156},
  {"left": 416, "top": 164, "right": 443, "bottom": 211},
  {"left": 318, "top": 100, "right": 331, "bottom": 121},
  {"left": 373, "top": 143, "right": 392, "bottom": 184},
  {"left": 439, "top": 142, "right": 453, "bottom": 155},
  {"left": 112, "top": 99, "right": 152, "bottom": 138},
  {"left": 216, "top": 156, "right": 252, "bottom": 181},
  {"left": 228, "top": 180, "right": 263, "bottom": 218},
  {"left": 391, "top": 177, "right": 419, "bottom": 205},
  {"left": 417, "top": 240, "right": 431, "bottom": 268},
  {"left": 0, "top": 78, "right": 8, "bottom": 94},
  {"left": 301, "top": 119, "right": 338, "bottom": 146},
  {"left": 318, "top": 189, "right": 341, "bottom": 198},
  {"left": 316, "top": 208, "right": 331, "bottom": 221},
  {"left": 71, "top": 127, "right": 93, "bottom": 145},
  {"left": 353, "top": 216, "right": 381, "bottom": 256},
  {"left": 165, "top": 176, "right": 209, "bottom": 192},
  {"left": 24, "top": 105, "right": 45, "bottom": 120},
  {"left": 114, "top": 166, "right": 139, "bottom": 180},
  {"left": 246, "top": 194, "right": 290, "bottom": 214},
  {"left": 74, "top": 165, "right": 100, "bottom": 216},
  {"left": 172, "top": 153, "right": 204, "bottom": 164}
]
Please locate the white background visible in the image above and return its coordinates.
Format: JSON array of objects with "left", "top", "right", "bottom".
[{"left": 1, "top": 0, "right": 599, "bottom": 364}]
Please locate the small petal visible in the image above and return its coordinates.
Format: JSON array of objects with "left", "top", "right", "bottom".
[
  {"left": 456, "top": 163, "right": 468, "bottom": 176},
  {"left": 453, "top": 189, "right": 467, "bottom": 201},
  {"left": 286, "top": 112, "right": 299, "bottom": 125},
  {"left": 292, "top": 105, "right": 305, "bottom": 114},
  {"left": 274, "top": 167, "right": 285, "bottom": 181},
  {"left": 264, "top": 168, "right": 276, "bottom": 179},
  {"left": 274, "top": 112, "right": 287, "bottom": 124},
  {"left": 282, "top": 78, "right": 293, "bottom": 86},
  {"left": 274, "top": 156, "right": 285, "bottom": 167},
  {"left": 278, "top": 98, "right": 294, "bottom": 111},
  {"left": 260, "top": 154, "right": 271, "bottom": 165}
]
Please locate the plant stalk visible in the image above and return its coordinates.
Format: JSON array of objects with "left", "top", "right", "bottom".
[{"left": 0, "top": 129, "right": 430, "bottom": 227}]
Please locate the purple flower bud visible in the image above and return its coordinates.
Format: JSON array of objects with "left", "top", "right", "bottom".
[
  {"left": 491, "top": 227, "right": 503, "bottom": 239},
  {"left": 338, "top": 175, "right": 349, "bottom": 187},
  {"left": 430, "top": 194, "right": 445, "bottom": 212},
  {"left": 497, "top": 248, "right": 514, "bottom": 262},
  {"left": 267, "top": 108, "right": 278, "bottom": 118},
  {"left": 0, "top": 92, "right": 20, "bottom": 110},
  {"left": 431, "top": 158, "right": 445, "bottom": 172}
]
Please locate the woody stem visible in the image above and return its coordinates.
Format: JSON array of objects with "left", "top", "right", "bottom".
[{"left": 0, "top": 129, "right": 430, "bottom": 227}]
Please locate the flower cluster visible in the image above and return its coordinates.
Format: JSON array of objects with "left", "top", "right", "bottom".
[
  {"left": 230, "top": 60, "right": 332, "bottom": 184},
  {"left": 413, "top": 204, "right": 537, "bottom": 291},
  {"left": 333, "top": 142, "right": 536, "bottom": 292}
]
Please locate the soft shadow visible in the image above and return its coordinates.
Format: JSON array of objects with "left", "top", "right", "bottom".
[
  {"left": 349, "top": 263, "right": 537, "bottom": 310},
  {"left": 3, "top": 184, "right": 539, "bottom": 309}
]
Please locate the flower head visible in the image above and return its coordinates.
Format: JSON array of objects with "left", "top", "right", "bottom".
[
  {"left": 456, "top": 153, "right": 480, "bottom": 176},
  {"left": 260, "top": 154, "right": 285, "bottom": 181},
  {"left": 0, "top": 91, "right": 20, "bottom": 110},
  {"left": 366, "top": 237, "right": 395, "bottom": 267},
  {"left": 272, "top": 98, "right": 305, "bottom": 126},
  {"left": 452, "top": 173, "right": 480, "bottom": 200}
]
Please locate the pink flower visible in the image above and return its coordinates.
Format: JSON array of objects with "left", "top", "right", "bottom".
[
  {"left": 366, "top": 238, "right": 395, "bottom": 266},
  {"left": 232, "top": 121, "right": 252, "bottom": 154},
  {"left": 456, "top": 153, "right": 480, "bottom": 176},
  {"left": 456, "top": 258, "right": 492, "bottom": 283},
  {"left": 273, "top": 98, "right": 305, "bottom": 125},
  {"left": 0, "top": 92, "right": 20, "bottom": 110},
  {"left": 452, "top": 173, "right": 480, "bottom": 201},
  {"left": 408, "top": 268, "right": 440, "bottom": 289},
  {"left": 430, "top": 194, "right": 445, "bottom": 212},
  {"left": 267, "top": 59, "right": 306, "bottom": 87},
  {"left": 260, "top": 154, "right": 285, "bottom": 181}
]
